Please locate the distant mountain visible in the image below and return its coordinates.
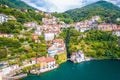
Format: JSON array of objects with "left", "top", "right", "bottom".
[
  {"left": 65, "top": 1, "right": 120, "bottom": 23},
  {"left": 0, "top": 0, "right": 35, "bottom": 9}
]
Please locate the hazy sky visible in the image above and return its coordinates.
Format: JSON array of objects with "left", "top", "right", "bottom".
[{"left": 22, "top": 0, "right": 120, "bottom": 12}]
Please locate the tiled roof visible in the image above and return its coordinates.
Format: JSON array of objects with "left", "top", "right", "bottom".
[
  {"left": 45, "top": 57, "right": 55, "bottom": 62},
  {"left": 31, "top": 57, "right": 55, "bottom": 63}
]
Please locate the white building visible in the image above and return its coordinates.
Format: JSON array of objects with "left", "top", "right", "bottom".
[
  {"left": 48, "top": 39, "right": 66, "bottom": 57},
  {"left": 0, "top": 33, "right": 14, "bottom": 38},
  {"left": 34, "top": 26, "right": 42, "bottom": 36},
  {"left": 70, "top": 50, "right": 85, "bottom": 63},
  {"left": 48, "top": 45, "right": 58, "bottom": 57},
  {"left": 75, "top": 25, "right": 90, "bottom": 32},
  {"left": 113, "top": 28, "right": 120, "bottom": 37},
  {"left": 91, "top": 16, "right": 101, "bottom": 22},
  {"left": 24, "top": 22, "right": 37, "bottom": 28},
  {"left": 44, "top": 32, "right": 55, "bottom": 41},
  {"left": 0, "top": 14, "right": 9, "bottom": 24}
]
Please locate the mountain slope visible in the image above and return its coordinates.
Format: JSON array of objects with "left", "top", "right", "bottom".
[
  {"left": 65, "top": 1, "right": 120, "bottom": 23},
  {"left": 0, "top": 0, "right": 35, "bottom": 9}
]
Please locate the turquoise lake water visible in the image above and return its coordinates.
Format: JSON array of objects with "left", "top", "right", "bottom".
[{"left": 22, "top": 60, "right": 120, "bottom": 80}]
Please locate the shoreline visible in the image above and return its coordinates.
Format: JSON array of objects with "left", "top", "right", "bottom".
[
  {"left": 69, "top": 57, "right": 120, "bottom": 64},
  {"left": 20, "top": 59, "right": 120, "bottom": 80}
]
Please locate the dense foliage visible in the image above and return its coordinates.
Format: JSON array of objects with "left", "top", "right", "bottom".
[
  {"left": 55, "top": 53, "right": 67, "bottom": 64},
  {"left": 0, "top": 34, "right": 48, "bottom": 61},
  {"left": 65, "top": 1, "right": 120, "bottom": 24},
  {"left": 0, "top": 0, "right": 34, "bottom": 9},
  {"left": 0, "top": 21, "right": 23, "bottom": 33},
  {"left": 59, "top": 28, "right": 120, "bottom": 59},
  {"left": 52, "top": 12, "right": 73, "bottom": 24},
  {"left": 0, "top": 38, "right": 21, "bottom": 59}
]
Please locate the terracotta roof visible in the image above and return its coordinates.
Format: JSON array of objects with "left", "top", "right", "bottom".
[
  {"left": 113, "top": 27, "right": 120, "bottom": 31},
  {"left": 37, "top": 57, "right": 46, "bottom": 62},
  {"left": 32, "top": 34, "right": 38, "bottom": 36},
  {"left": 31, "top": 58, "right": 36, "bottom": 61},
  {"left": 45, "top": 57, "right": 55, "bottom": 63},
  {"left": 31, "top": 57, "right": 55, "bottom": 63},
  {"left": 53, "top": 39, "right": 63, "bottom": 43},
  {"left": 47, "top": 44, "right": 53, "bottom": 47}
]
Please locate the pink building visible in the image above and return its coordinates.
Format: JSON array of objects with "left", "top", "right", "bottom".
[{"left": 98, "top": 24, "right": 117, "bottom": 31}]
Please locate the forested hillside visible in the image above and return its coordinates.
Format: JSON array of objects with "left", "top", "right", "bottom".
[
  {"left": 0, "top": 0, "right": 34, "bottom": 9},
  {"left": 65, "top": 1, "right": 120, "bottom": 24}
]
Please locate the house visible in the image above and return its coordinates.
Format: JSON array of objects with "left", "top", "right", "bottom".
[
  {"left": 42, "top": 16, "right": 59, "bottom": 25},
  {"left": 70, "top": 50, "right": 85, "bottom": 63},
  {"left": 0, "top": 14, "right": 9, "bottom": 24},
  {"left": 44, "top": 32, "right": 55, "bottom": 41},
  {"left": 48, "top": 39, "right": 66, "bottom": 57},
  {"left": 44, "top": 13, "right": 52, "bottom": 18},
  {"left": 91, "top": 16, "right": 101, "bottom": 22},
  {"left": 113, "top": 27, "right": 120, "bottom": 37},
  {"left": 35, "top": 10, "right": 40, "bottom": 13},
  {"left": 98, "top": 23, "right": 117, "bottom": 31},
  {"left": 42, "top": 18, "right": 57, "bottom": 25},
  {"left": 20, "top": 9, "right": 28, "bottom": 12},
  {"left": 75, "top": 22, "right": 91, "bottom": 32},
  {"left": 34, "top": 26, "right": 42, "bottom": 36},
  {"left": 24, "top": 22, "right": 37, "bottom": 28},
  {"left": 18, "top": 34, "right": 26, "bottom": 39},
  {"left": 0, "top": 33, "right": 14, "bottom": 38},
  {"left": 31, "top": 57, "right": 58, "bottom": 73},
  {"left": 31, "top": 58, "right": 37, "bottom": 64},
  {"left": 74, "top": 16, "right": 100, "bottom": 32},
  {"left": 32, "top": 34, "right": 39, "bottom": 42},
  {"left": 35, "top": 31, "right": 42, "bottom": 36},
  {"left": 116, "top": 18, "right": 120, "bottom": 21}
]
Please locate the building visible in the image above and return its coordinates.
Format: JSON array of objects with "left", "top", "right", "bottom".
[
  {"left": 70, "top": 50, "right": 85, "bottom": 63},
  {"left": 34, "top": 26, "right": 42, "bottom": 36},
  {"left": 0, "top": 14, "right": 9, "bottom": 24},
  {"left": 91, "top": 16, "right": 101, "bottom": 22},
  {"left": 32, "top": 34, "right": 39, "bottom": 43},
  {"left": 48, "top": 39, "right": 66, "bottom": 57},
  {"left": 113, "top": 27, "right": 120, "bottom": 37},
  {"left": 75, "top": 22, "right": 91, "bottom": 32},
  {"left": 0, "top": 33, "right": 14, "bottom": 38},
  {"left": 98, "top": 24, "right": 117, "bottom": 31},
  {"left": 24, "top": 22, "right": 37, "bottom": 28},
  {"left": 74, "top": 16, "right": 100, "bottom": 32},
  {"left": 116, "top": 18, "right": 120, "bottom": 21},
  {"left": 35, "top": 10, "right": 40, "bottom": 13},
  {"left": 18, "top": 34, "right": 26, "bottom": 39},
  {"left": 44, "top": 13, "right": 52, "bottom": 18},
  {"left": 31, "top": 57, "right": 58, "bottom": 73},
  {"left": 44, "top": 32, "right": 55, "bottom": 41}
]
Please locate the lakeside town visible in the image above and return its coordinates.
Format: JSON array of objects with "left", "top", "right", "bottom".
[{"left": 0, "top": 3, "right": 120, "bottom": 80}]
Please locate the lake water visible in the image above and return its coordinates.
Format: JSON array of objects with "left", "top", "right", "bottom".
[{"left": 22, "top": 60, "right": 120, "bottom": 80}]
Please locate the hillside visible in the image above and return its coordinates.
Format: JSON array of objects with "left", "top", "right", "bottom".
[
  {"left": 0, "top": 5, "right": 44, "bottom": 24},
  {"left": 0, "top": 0, "right": 35, "bottom": 9},
  {"left": 65, "top": 1, "right": 120, "bottom": 24}
]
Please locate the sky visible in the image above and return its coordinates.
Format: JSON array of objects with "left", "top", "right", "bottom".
[{"left": 22, "top": 0, "right": 120, "bottom": 12}]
